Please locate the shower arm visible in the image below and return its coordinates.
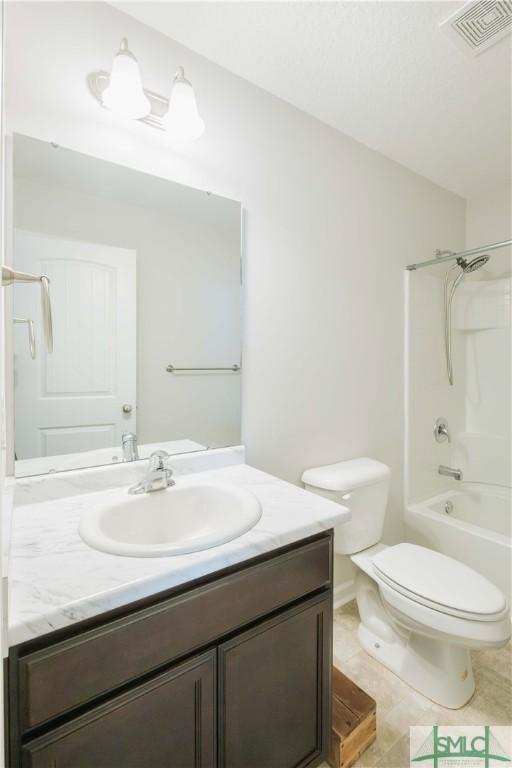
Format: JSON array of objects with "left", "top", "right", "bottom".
[{"left": 2, "top": 266, "right": 53, "bottom": 353}]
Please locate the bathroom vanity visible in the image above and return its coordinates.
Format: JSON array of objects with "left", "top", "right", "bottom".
[
  {"left": 7, "top": 533, "right": 332, "bottom": 768},
  {"left": 5, "top": 453, "right": 349, "bottom": 768}
]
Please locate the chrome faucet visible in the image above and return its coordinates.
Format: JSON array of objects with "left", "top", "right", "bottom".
[
  {"left": 438, "top": 464, "right": 463, "bottom": 481},
  {"left": 128, "top": 450, "right": 175, "bottom": 495},
  {"left": 122, "top": 432, "right": 139, "bottom": 462}
]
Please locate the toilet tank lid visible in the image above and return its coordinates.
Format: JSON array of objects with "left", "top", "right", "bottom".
[{"left": 301, "top": 458, "right": 390, "bottom": 492}]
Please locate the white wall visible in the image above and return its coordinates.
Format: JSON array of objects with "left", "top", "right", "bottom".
[
  {"left": 13, "top": 174, "right": 241, "bottom": 450},
  {"left": 4, "top": 1, "right": 466, "bottom": 588},
  {"left": 466, "top": 183, "right": 512, "bottom": 262}
]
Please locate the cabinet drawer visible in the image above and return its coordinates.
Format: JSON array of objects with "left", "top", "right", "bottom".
[
  {"left": 22, "top": 651, "right": 216, "bottom": 768},
  {"left": 18, "top": 534, "right": 332, "bottom": 731}
]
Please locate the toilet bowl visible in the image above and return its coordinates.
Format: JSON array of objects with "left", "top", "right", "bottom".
[{"left": 302, "top": 458, "right": 510, "bottom": 709}]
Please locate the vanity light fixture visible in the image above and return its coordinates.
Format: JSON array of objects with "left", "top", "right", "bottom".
[
  {"left": 88, "top": 40, "right": 205, "bottom": 141},
  {"left": 163, "top": 67, "right": 205, "bottom": 141},
  {"left": 102, "top": 39, "right": 150, "bottom": 120}
]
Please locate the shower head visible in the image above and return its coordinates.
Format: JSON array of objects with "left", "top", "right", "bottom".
[
  {"left": 451, "top": 255, "right": 489, "bottom": 294},
  {"left": 456, "top": 255, "right": 490, "bottom": 273}
]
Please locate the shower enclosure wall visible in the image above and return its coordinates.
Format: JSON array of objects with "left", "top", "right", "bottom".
[{"left": 404, "top": 245, "right": 511, "bottom": 604}]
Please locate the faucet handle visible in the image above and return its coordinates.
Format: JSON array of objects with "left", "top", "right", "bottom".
[
  {"left": 149, "top": 450, "right": 170, "bottom": 471},
  {"left": 433, "top": 417, "right": 450, "bottom": 443},
  {"left": 128, "top": 450, "right": 174, "bottom": 494}
]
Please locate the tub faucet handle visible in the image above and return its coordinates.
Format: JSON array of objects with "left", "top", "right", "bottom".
[{"left": 434, "top": 417, "right": 450, "bottom": 443}]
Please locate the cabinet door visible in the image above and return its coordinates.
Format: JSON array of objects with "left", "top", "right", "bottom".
[
  {"left": 218, "top": 593, "right": 332, "bottom": 768},
  {"left": 22, "top": 651, "right": 216, "bottom": 768}
]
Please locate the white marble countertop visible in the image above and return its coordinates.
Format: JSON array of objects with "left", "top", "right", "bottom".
[{"left": 8, "top": 456, "right": 349, "bottom": 647}]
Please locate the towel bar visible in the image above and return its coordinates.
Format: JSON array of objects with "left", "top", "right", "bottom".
[{"left": 166, "top": 364, "right": 240, "bottom": 373}]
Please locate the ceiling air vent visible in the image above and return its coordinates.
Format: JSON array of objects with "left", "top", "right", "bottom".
[{"left": 441, "top": 0, "right": 512, "bottom": 56}]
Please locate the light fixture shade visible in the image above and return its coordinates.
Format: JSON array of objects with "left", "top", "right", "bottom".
[
  {"left": 164, "top": 67, "right": 205, "bottom": 141},
  {"left": 102, "top": 39, "right": 151, "bottom": 120}
]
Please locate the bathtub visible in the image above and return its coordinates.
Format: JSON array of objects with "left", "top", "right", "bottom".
[{"left": 405, "top": 484, "right": 511, "bottom": 606}]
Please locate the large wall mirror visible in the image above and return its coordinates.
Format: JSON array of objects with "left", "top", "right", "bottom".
[{"left": 10, "top": 134, "right": 242, "bottom": 477}]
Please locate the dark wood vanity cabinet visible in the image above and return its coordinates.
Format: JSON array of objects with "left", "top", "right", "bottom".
[
  {"left": 7, "top": 532, "right": 333, "bottom": 768},
  {"left": 219, "top": 595, "right": 330, "bottom": 768},
  {"left": 21, "top": 652, "right": 217, "bottom": 768}
]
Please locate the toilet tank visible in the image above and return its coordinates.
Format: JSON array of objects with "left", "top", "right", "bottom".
[{"left": 302, "top": 458, "right": 391, "bottom": 555}]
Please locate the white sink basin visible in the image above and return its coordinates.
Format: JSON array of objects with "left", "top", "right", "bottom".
[{"left": 79, "top": 481, "right": 262, "bottom": 557}]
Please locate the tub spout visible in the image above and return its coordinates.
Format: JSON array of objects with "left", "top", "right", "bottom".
[{"left": 438, "top": 465, "right": 463, "bottom": 481}]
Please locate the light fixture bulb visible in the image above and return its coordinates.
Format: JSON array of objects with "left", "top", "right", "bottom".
[
  {"left": 102, "top": 38, "right": 151, "bottom": 120},
  {"left": 163, "top": 67, "right": 205, "bottom": 142}
]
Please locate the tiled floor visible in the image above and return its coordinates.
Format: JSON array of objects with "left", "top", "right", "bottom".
[{"left": 320, "top": 600, "right": 512, "bottom": 768}]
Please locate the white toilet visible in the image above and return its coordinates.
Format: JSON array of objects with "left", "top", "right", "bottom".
[{"left": 302, "top": 457, "right": 510, "bottom": 709}]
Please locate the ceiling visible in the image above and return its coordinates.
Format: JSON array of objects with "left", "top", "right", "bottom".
[{"left": 111, "top": 1, "right": 511, "bottom": 201}]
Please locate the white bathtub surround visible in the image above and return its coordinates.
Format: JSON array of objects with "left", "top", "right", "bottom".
[
  {"left": 405, "top": 253, "right": 511, "bottom": 651},
  {"left": 452, "top": 433, "right": 510, "bottom": 489},
  {"left": 405, "top": 484, "right": 511, "bottom": 604},
  {"left": 8, "top": 458, "right": 349, "bottom": 646},
  {"left": 405, "top": 270, "right": 511, "bottom": 606},
  {"left": 405, "top": 269, "right": 467, "bottom": 502},
  {"left": 405, "top": 269, "right": 511, "bottom": 493},
  {"left": 452, "top": 277, "right": 511, "bottom": 487}
]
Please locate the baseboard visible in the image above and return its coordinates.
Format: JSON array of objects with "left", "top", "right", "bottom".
[{"left": 333, "top": 578, "right": 355, "bottom": 610}]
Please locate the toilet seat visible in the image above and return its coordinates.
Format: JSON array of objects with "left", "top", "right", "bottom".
[
  {"left": 376, "top": 578, "right": 511, "bottom": 648},
  {"left": 372, "top": 543, "right": 508, "bottom": 621}
]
